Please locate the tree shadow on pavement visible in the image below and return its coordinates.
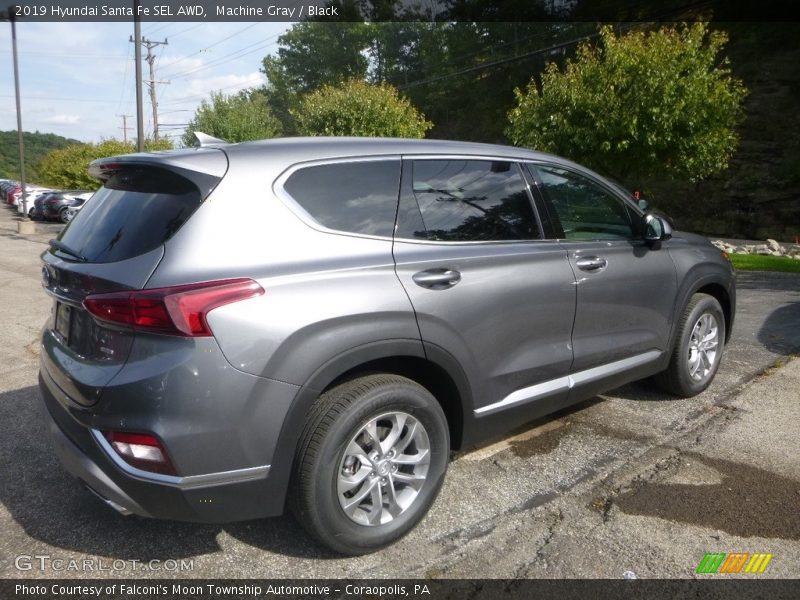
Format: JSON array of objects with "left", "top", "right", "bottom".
[
  {"left": 757, "top": 302, "right": 800, "bottom": 355},
  {"left": 615, "top": 452, "right": 800, "bottom": 540}
]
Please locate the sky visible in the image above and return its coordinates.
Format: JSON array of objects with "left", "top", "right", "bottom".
[{"left": 0, "top": 20, "right": 291, "bottom": 145}]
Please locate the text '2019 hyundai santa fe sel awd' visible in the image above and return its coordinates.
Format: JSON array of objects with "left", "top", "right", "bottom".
[{"left": 39, "top": 136, "right": 735, "bottom": 555}]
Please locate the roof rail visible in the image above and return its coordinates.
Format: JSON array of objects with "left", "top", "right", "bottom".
[{"left": 193, "top": 132, "right": 228, "bottom": 148}]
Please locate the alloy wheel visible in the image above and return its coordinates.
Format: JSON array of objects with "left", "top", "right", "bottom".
[
  {"left": 337, "top": 411, "right": 430, "bottom": 526},
  {"left": 687, "top": 312, "right": 719, "bottom": 382}
]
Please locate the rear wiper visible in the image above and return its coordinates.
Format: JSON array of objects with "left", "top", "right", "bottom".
[{"left": 48, "top": 239, "right": 87, "bottom": 262}]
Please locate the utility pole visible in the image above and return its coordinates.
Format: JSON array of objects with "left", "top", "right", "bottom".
[
  {"left": 8, "top": 12, "right": 28, "bottom": 220},
  {"left": 117, "top": 114, "right": 133, "bottom": 143},
  {"left": 142, "top": 37, "right": 169, "bottom": 141},
  {"left": 132, "top": 2, "right": 144, "bottom": 151}
]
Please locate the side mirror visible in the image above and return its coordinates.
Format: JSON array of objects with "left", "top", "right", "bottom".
[
  {"left": 638, "top": 198, "right": 649, "bottom": 211},
  {"left": 644, "top": 213, "right": 672, "bottom": 243}
]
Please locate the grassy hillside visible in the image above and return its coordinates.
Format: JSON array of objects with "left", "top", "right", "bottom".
[{"left": 0, "top": 130, "right": 80, "bottom": 182}]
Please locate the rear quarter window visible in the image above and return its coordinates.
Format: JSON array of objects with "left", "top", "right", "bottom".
[
  {"left": 282, "top": 160, "right": 401, "bottom": 237},
  {"left": 56, "top": 167, "right": 202, "bottom": 264}
]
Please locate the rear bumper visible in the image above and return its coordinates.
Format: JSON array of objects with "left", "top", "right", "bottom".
[
  {"left": 45, "top": 404, "right": 150, "bottom": 518},
  {"left": 39, "top": 366, "right": 295, "bottom": 523}
]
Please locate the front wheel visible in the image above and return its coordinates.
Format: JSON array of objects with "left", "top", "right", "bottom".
[
  {"left": 290, "top": 374, "right": 449, "bottom": 555},
  {"left": 59, "top": 207, "right": 70, "bottom": 224},
  {"left": 655, "top": 293, "right": 726, "bottom": 397}
]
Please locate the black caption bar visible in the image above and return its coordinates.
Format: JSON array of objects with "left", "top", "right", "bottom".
[
  {"left": 0, "top": 0, "right": 796, "bottom": 22},
  {"left": 3, "top": 1, "right": 332, "bottom": 22}
]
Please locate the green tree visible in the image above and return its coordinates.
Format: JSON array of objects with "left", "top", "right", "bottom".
[
  {"left": 261, "top": 22, "right": 370, "bottom": 134},
  {"left": 182, "top": 90, "right": 281, "bottom": 146},
  {"left": 260, "top": 19, "right": 590, "bottom": 142},
  {"left": 37, "top": 138, "right": 172, "bottom": 190},
  {"left": 507, "top": 23, "right": 747, "bottom": 183},
  {"left": 293, "top": 79, "right": 432, "bottom": 138}
]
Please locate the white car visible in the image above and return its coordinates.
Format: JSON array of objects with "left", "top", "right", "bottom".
[
  {"left": 16, "top": 187, "right": 52, "bottom": 215},
  {"left": 63, "top": 192, "right": 94, "bottom": 222}
]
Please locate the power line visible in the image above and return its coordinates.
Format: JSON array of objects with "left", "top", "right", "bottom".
[
  {"left": 159, "top": 74, "right": 265, "bottom": 106},
  {"left": 0, "top": 94, "right": 122, "bottom": 103},
  {"left": 0, "top": 50, "right": 130, "bottom": 58},
  {"left": 396, "top": 29, "right": 621, "bottom": 91},
  {"left": 161, "top": 33, "right": 280, "bottom": 80},
  {"left": 132, "top": 36, "right": 170, "bottom": 141},
  {"left": 146, "top": 22, "right": 173, "bottom": 36},
  {"left": 167, "top": 23, "right": 205, "bottom": 40},
  {"left": 115, "top": 44, "right": 134, "bottom": 113},
  {"left": 157, "top": 22, "right": 262, "bottom": 73}
]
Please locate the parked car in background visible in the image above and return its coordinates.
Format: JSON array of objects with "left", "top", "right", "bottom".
[
  {"left": 38, "top": 190, "right": 93, "bottom": 222},
  {"left": 17, "top": 188, "right": 53, "bottom": 216},
  {"left": 0, "top": 180, "right": 18, "bottom": 202},
  {"left": 39, "top": 136, "right": 735, "bottom": 556},
  {"left": 63, "top": 192, "right": 94, "bottom": 222},
  {"left": 29, "top": 192, "right": 55, "bottom": 220},
  {"left": 6, "top": 184, "right": 22, "bottom": 206}
]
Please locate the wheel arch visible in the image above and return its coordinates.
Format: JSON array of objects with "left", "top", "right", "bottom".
[
  {"left": 694, "top": 281, "right": 733, "bottom": 343},
  {"left": 265, "top": 340, "right": 472, "bottom": 514},
  {"left": 670, "top": 269, "right": 735, "bottom": 349}
]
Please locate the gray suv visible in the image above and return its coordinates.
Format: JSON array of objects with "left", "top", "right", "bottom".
[{"left": 39, "top": 137, "right": 735, "bottom": 555}]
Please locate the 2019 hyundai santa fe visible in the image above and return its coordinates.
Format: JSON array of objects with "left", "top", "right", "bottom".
[{"left": 39, "top": 136, "right": 735, "bottom": 555}]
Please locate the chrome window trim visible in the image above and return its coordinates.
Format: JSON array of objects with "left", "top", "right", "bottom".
[
  {"left": 474, "top": 350, "right": 662, "bottom": 417},
  {"left": 274, "top": 153, "right": 551, "bottom": 245},
  {"left": 524, "top": 160, "right": 645, "bottom": 242},
  {"left": 397, "top": 154, "right": 546, "bottom": 245}
]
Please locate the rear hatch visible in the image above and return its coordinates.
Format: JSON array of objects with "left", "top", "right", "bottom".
[{"left": 40, "top": 148, "right": 228, "bottom": 406}]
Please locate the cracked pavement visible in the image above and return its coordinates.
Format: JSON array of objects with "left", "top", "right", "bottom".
[{"left": 1, "top": 211, "right": 798, "bottom": 579}]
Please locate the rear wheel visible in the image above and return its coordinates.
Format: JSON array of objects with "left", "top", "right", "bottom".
[
  {"left": 290, "top": 374, "right": 449, "bottom": 555},
  {"left": 59, "top": 207, "right": 70, "bottom": 224},
  {"left": 655, "top": 293, "right": 725, "bottom": 397}
]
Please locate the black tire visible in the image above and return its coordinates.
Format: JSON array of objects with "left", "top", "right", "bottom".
[
  {"left": 655, "top": 293, "right": 726, "bottom": 397},
  {"left": 58, "top": 207, "right": 70, "bottom": 224},
  {"left": 290, "top": 374, "right": 449, "bottom": 555}
]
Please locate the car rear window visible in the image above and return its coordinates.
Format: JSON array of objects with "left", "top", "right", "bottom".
[{"left": 55, "top": 167, "right": 202, "bottom": 263}]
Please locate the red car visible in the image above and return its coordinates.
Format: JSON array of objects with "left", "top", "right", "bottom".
[{"left": 6, "top": 185, "right": 22, "bottom": 205}]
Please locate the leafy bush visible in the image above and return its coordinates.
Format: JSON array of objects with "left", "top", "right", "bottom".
[
  {"left": 182, "top": 90, "right": 282, "bottom": 146},
  {"left": 37, "top": 138, "right": 172, "bottom": 190},
  {"left": 293, "top": 80, "right": 432, "bottom": 138},
  {"left": 507, "top": 23, "right": 747, "bottom": 184}
]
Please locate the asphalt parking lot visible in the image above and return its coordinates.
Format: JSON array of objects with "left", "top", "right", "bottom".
[{"left": 1, "top": 210, "right": 798, "bottom": 579}]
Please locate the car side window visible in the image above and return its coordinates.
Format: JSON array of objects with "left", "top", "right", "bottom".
[
  {"left": 283, "top": 160, "right": 400, "bottom": 237},
  {"left": 399, "top": 160, "right": 540, "bottom": 242},
  {"left": 533, "top": 164, "right": 635, "bottom": 241}
]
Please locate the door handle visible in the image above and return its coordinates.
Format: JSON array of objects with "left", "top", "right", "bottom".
[
  {"left": 575, "top": 256, "right": 608, "bottom": 272},
  {"left": 412, "top": 269, "right": 461, "bottom": 289}
]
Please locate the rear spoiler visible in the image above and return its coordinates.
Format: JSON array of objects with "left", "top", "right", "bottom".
[{"left": 88, "top": 147, "right": 229, "bottom": 199}]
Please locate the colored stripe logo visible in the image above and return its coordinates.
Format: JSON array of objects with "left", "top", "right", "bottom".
[{"left": 696, "top": 553, "right": 773, "bottom": 574}]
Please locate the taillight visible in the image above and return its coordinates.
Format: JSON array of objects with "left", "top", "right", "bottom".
[
  {"left": 83, "top": 278, "right": 264, "bottom": 336},
  {"left": 104, "top": 431, "right": 176, "bottom": 475}
]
